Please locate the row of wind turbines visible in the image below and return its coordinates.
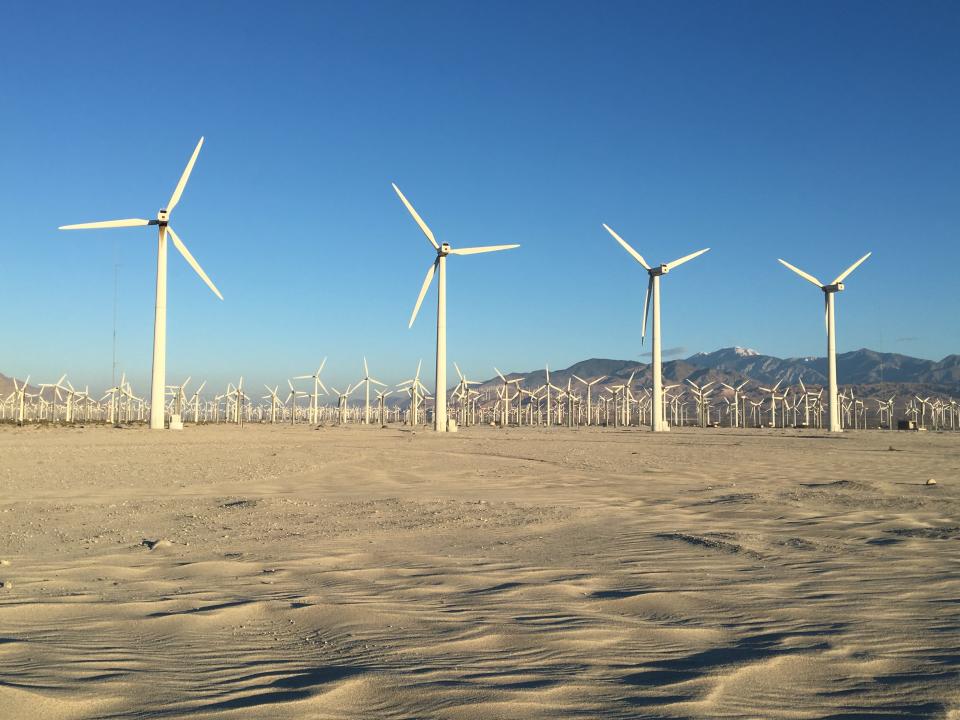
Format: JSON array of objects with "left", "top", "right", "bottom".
[
  {"left": 6, "top": 362, "right": 957, "bottom": 432},
  {"left": 55, "top": 137, "right": 872, "bottom": 433}
]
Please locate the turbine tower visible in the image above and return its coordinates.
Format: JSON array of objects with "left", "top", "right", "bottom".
[
  {"left": 59, "top": 137, "right": 222, "bottom": 430},
  {"left": 393, "top": 183, "right": 519, "bottom": 432},
  {"left": 777, "top": 252, "right": 871, "bottom": 433},
  {"left": 603, "top": 223, "right": 709, "bottom": 432}
]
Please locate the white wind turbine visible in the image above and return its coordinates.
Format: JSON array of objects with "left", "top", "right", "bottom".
[
  {"left": 59, "top": 137, "right": 223, "bottom": 430},
  {"left": 189, "top": 380, "right": 206, "bottom": 423},
  {"left": 357, "top": 357, "right": 387, "bottom": 425},
  {"left": 494, "top": 367, "right": 522, "bottom": 428},
  {"left": 263, "top": 385, "right": 283, "bottom": 424},
  {"left": 376, "top": 388, "right": 394, "bottom": 426},
  {"left": 397, "top": 359, "right": 428, "bottom": 426},
  {"left": 544, "top": 364, "right": 563, "bottom": 427},
  {"left": 721, "top": 380, "right": 749, "bottom": 428},
  {"left": 453, "top": 362, "right": 481, "bottom": 426},
  {"left": 329, "top": 383, "right": 358, "bottom": 425},
  {"left": 603, "top": 223, "right": 709, "bottom": 432},
  {"left": 293, "top": 358, "right": 328, "bottom": 425},
  {"left": 11, "top": 376, "right": 30, "bottom": 426},
  {"left": 572, "top": 374, "right": 607, "bottom": 426},
  {"left": 777, "top": 252, "right": 871, "bottom": 433},
  {"left": 393, "top": 183, "right": 519, "bottom": 433},
  {"left": 286, "top": 380, "right": 308, "bottom": 425}
]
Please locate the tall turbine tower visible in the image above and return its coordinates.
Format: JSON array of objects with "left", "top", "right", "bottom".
[
  {"left": 777, "top": 252, "right": 871, "bottom": 433},
  {"left": 393, "top": 183, "right": 519, "bottom": 432},
  {"left": 59, "top": 137, "right": 222, "bottom": 430},
  {"left": 602, "top": 223, "right": 709, "bottom": 432}
]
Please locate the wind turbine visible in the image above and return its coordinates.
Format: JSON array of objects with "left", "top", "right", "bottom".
[
  {"left": 59, "top": 137, "right": 223, "bottom": 430},
  {"left": 293, "top": 359, "right": 328, "bottom": 425},
  {"left": 721, "top": 380, "right": 749, "bottom": 428},
  {"left": 286, "top": 380, "right": 308, "bottom": 425},
  {"left": 572, "top": 375, "right": 607, "bottom": 426},
  {"left": 453, "top": 362, "right": 481, "bottom": 426},
  {"left": 603, "top": 223, "right": 709, "bottom": 432},
  {"left": 357, "top": 357, "right": 386, "bottom": 425},
  {"left": 263, "top": 385, "right": 283, "bottom": 424},
  {"left": 777, "top": 252, "right": 871, "bottom": 433},
  {"left": 11, "top": 376, "right": 30, "bottom": 426},
  {"left": 544, "top": 363, "right": 563, "bottom": 427},
  {"left": 393, "top": 183, "right": 519, "bottom": 432},
  {"left": 494, "top": 367, "right": 522, "bottom": 428},
  {"left": 189, "top": 380, "right": 207, "bottom": 423},
  {"left": 397, "top": 359, "right": 428, "bottom": 426}
]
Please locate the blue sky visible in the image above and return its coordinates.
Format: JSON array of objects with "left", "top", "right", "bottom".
[{"left": 1, "top": 1, "right": 958, "bottom": 393}]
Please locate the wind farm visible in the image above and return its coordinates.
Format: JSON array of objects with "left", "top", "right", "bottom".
[{"left": 2, "top": 3, "right": 959, "bottom": 719}]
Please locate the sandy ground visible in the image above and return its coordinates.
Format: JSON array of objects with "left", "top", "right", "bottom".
[{"left": 0, "top": 423, "right": 958, "bottom": 719}]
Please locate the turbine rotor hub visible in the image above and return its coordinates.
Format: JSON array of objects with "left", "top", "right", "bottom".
[
  {"left": 439, "top": 242, "right": 451, "bottom": 256},
  {"left": 157, "top": 209, "right": 169, "bottom": 225},
  {"left": 823, "top": 282, "right": 844, "bottom": 293}
]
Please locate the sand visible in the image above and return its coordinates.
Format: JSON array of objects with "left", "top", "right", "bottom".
[{"left": 0, "top": 423, "right": 957, "bottom": 718}]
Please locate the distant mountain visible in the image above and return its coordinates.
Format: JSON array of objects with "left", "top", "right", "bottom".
[
  {"left": 475, "top": 348, "right": 960, "bottom": 397},
  {"left": 0, "top": 373, "right": 38, "bottom": 399}
]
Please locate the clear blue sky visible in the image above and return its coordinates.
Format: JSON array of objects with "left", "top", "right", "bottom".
[{"left": 1, "top": 1, "right": 957, "bottom": 394}]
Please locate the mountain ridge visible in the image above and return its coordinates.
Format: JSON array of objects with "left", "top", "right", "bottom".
[{"left": 473, "top": 348, "right": 960, "bottom": 397}]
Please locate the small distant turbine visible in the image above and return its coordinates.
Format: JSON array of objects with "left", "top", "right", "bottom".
[
  {"left": 777, "top": 252, "right": 871, "bottom": 433},
  {"left": 603, "top": 223, "right": 709, "bottom": 432},
  {"left": 59, "top": 137, "right": 222, "bottom": 430},
  {"left": 357, "top": 357, "right": 387, "bottom": 425},
  {"left": 393, "top": 183, "right": 519, "bottom": 433}
]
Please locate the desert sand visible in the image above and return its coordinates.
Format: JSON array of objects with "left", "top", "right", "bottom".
[{"left": 0, "top": 424, "right": 957, "bottom": 719}]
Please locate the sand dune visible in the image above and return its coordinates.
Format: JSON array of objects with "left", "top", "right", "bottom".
[{"left": 0, "top": 424, "right": 957, "bottom": 718}]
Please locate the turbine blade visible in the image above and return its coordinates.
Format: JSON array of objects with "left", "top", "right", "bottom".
[
  {"left": 167, "top": 226, "right": 224, "bottom": 300},
  {"left": 778, "top": 258, "right": 824, "bottom": 288},
  {"left": 168, "top": 137, "right": 204, "bottom": 213},
  {"left": 665, "top": 247, "right": 710, "bottom": 271},
  {"left": 59, "top": 218, "right": 150, "bottom": 230},
  {"left": 363, "top": 356, "right": 369, "bottom": 377},
  {"left": 409, "top": 259, "right": 437, "bottom": 328},
  {"left": 641, "top": 275, "right": 653, "bottom": 344},
  {"left": 602, "top": 223, "right": 650, "bottom": 269},
  {"left": 448, "top": 244, "right": 520, "bottom": 255},
  {"left": 831, "top": 252, "right": 872, "bottom": 285},
  {"left": 392, "top": 183, "right": 439, "bottom": 249}
]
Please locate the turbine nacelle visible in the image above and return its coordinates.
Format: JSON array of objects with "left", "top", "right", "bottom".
[
  {"left": 157, "top": 209, "right": 170, "bottom": 224},
  {"left": 439, "top": 242, "right": 451, "bottom": 256},
  {"left": 649, "top": 264, "right": 669, "bottom": 276},
  {"left": 822, "top": 282, "right": 844, "bottom": 293}
]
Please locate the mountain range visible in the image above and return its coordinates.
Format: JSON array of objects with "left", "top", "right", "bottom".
[{"left": 474, "top": 348, "right": 960, "bottom": 398}]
